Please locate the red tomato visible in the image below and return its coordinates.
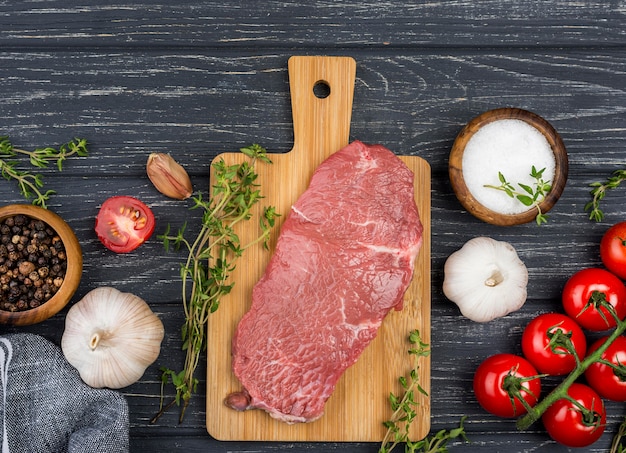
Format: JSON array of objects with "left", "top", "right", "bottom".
[
  {"left": 562, "top": 267, "right": 626, "bottom": 331},
  {"left": 95, "top": 196, "right": 155, "bottom": 253},
  {"left": 542, "top": 383, "right": 606, "bottom": 448},
  {"left": 473, "top": 353, "right": 541, "bottom": 418},
  {"left": 600, "top": 222, "right": 626, "bottom": 280},
  {"left": 521, "top": 313, "right": 587, "bottom": 375},
  {"left": 585, "top": 335, "right": 626, "bottom": 402}
]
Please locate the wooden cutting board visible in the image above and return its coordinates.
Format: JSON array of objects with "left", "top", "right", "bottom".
[{"left": 206, "top": 56, "right": 431, "bottom": 442}]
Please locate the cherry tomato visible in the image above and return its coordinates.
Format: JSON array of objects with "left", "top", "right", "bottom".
[
  {"left": 473, "top": 353, "right": 541, "bottom": 418},
  {"left": 600, "top": 221, "right": 626, "bottom": 280},
  {"left": 584, "top": 335, "right": 626, "bottom": 402},
  {"left": 562, "top": 267, "right": 626, "bottom": 331},
  {"left": 95, "top": 196, "right": 155, "bottom": 253},
  {"left": 521, "top": 312, "right": 587, "bottom": 375},
  {"left": 542, "top": 383, "right": 606, "bottom": 448}
]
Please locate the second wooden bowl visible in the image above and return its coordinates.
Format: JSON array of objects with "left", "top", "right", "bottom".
[
  {"left": 449, "top": 108, "right": 568, "bottom": 226},
  {"left": 0, "top": 204, "right": 82, "bottom": 326}
]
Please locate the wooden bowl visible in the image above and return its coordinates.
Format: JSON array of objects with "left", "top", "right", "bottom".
[
  {"left": 0, "top": 204, "right": 82, "bottom": 326},
  {"left": 449, "top": 108, "right": 568, "bottom": 226}
]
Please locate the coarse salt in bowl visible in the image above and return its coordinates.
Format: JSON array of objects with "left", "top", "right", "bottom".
[{"left": 449, "top": 108, "right": 568, "bottom": 226}]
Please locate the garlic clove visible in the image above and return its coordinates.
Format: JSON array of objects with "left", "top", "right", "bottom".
[
  {"left": 61, "top": 287, "right": 165, "bottom": 389},
  {"left": 146, "top": 152, "right": 193, "bottom": 200},
  {"left": 443, "top": 236, "right": 528, "bottom": 323}
]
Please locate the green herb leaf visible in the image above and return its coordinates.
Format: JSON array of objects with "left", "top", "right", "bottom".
[
  {"left": 586, "top": 169, "right": 626, "bottom": 222},
  {"left": 517, "top": 183, "right": 533, "bottom": 195},
  {"left": 483, "top": 166, "right": 551, "bottom": 225},
  {"left": 516, "top": 194, "right": 534, "bottom": 206}
]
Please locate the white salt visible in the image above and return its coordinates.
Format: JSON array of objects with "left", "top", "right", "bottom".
[{"left": 462, "top": 119, "right": 556, "bottom": 215}]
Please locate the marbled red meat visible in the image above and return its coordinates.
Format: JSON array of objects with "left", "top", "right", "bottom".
[{"left": 227, "top": 140, "right": 423, "bottom": 423}]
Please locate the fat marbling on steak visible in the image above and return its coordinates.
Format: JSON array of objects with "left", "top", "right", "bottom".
[{"left": 227, "top": 140, "right": 423, "bottom": 423}]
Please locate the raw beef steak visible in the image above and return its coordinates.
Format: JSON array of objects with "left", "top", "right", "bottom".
[{"left": 227, "top": 140, "right": 423, "bottom": 423}]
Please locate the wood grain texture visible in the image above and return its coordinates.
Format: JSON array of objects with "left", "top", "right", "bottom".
[
  {"left": 0, "top": 1, "right": 625, "bottom": 48},
  {"left": 206, "top": 56, "right": 431, "bottom": 441},
  {"left": 0, "top": 2, "right": 625, "bottom": 451}
]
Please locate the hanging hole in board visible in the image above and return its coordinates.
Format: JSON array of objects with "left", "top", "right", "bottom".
[{"left": 313, "top": 80, "right": 331, "bottom": 99}]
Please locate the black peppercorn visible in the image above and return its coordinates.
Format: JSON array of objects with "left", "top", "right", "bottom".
[{"left": 0, "top": 215, "right": 67, "bottom": 312}]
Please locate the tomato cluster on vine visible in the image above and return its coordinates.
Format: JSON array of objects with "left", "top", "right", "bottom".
[{"left": 473, "top": 221, "right": 626, "bottom": 448}]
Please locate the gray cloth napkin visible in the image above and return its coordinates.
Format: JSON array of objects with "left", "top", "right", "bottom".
[{"left": 0, "top": 333, "right": 129, "bottom": 453}]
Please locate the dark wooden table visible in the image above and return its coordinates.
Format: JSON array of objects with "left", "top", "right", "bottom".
[{"left": 1, "top": 1, "right": 625, "bottom": 451}]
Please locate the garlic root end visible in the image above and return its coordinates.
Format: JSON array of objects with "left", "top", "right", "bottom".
[
  {"left": 89, "top": 333, "right": 100, "bottom": 350},
  {"left": 484, "top": 269, "right": 504, "bottom": 287}
]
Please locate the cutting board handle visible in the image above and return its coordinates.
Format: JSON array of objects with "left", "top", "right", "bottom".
[{"left": 288, "top": 56, "right": 356, "bottom": 163}]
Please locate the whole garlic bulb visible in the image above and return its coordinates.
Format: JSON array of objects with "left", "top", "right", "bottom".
[
  {"left": 61, "top": 287, "right": 165, "bottom": 389},
  {"left": 443, "top": 236, "right": 528, "bottom": 323}
]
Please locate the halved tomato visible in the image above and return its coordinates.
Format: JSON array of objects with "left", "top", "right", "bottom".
[{"left": 95, "top": 196, "right": 155, "bottom": 253}]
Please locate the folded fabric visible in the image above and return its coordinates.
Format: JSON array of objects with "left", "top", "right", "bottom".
[{"left": 0, "top": 333, "right": 129, "bottom": 453}]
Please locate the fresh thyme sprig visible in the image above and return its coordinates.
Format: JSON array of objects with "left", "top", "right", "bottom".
[
  {"left": 405, "top": 419, "right": 468, "bottom": 453},
  {"left": 484, "top": 166, "right": 552, "bottom": 225},
  {"left": 585, "top": 169, "right": 626, "bottom": 222},
  {"left": 0, "top": 135, "right": 89, "bottom": 208},
  {"left": 151, "top": 144, "right": 278, "bottom": 424},
  {"left": 611, "top": 416, "right": 626, "bottom": 453},
  {"left": 379, "top": 330, "right": 468, "bottom": 453}
]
